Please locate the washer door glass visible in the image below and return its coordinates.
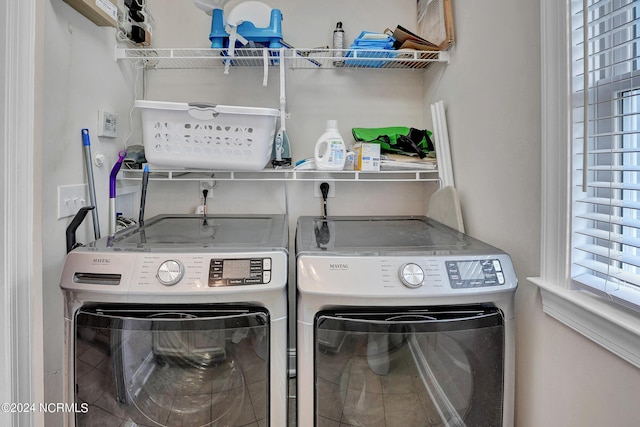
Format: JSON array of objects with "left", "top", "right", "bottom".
[
  {"left": 74, "top": 304, "right": 269, "bottom": 427},
  {"left": 315, "top": 306, "right": 504, "bottom": 427}
]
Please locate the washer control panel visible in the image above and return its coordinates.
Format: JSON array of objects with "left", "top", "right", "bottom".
[
  {"left": 157, "top": 260, "right": 185, "bottom": 286},
  {"left": 297, "top": 254, "right": 516, "bottom": 297},
  {"left": 445, "top": 259, "right": 505, "bottom": 288},
  {"left": 399, "top": 263, "right": 425, "bottom": 288},
  {"left": 208, "top": 258, "right": 272, "bottom": 287}
]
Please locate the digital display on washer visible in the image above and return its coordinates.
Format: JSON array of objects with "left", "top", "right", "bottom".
[
  {"left": 209, "top": 258, "right": 271, "bottom": 286},
  {"left": 456, "top": 261, "right": 486, "bottom": 281},
  {"left": 222, "top": 259, "right": 251, "bottom": 279},
  {"left": 446, "top": 259, "right": 505, "bottom": 288}
]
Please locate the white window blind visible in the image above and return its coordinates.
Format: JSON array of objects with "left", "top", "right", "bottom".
[{"left": 572, "top": 0, "right": 640, "bottom": 311}]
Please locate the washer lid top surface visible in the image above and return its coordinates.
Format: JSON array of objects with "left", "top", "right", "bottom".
[
  {"left": 87, "top": 214, "right": 288, "bottom": 252},
  {"left": 295, "top": 216, "right": 500, "bottom": 255}
]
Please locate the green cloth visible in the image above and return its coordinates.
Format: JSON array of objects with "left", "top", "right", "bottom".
[{"left": 352, "top": 127, "right": 433, "bottom": 158}]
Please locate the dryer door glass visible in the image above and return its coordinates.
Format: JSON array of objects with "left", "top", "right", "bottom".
[
  {"left": 74, "top": 304, "right": 269, "bottom": 427},
  {"left": 315, "top": 305, "right": 504, "bottom": 427}
]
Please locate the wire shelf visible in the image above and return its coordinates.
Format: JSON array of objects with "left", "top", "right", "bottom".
[
  {"left": 115, "top": 47, "right": 450, "bottom": 70},
  {"left": 288, "top": 48, "right": 449, "bottom": 70},
  {"left": 121, "top": 167, "right": 439, "bottom": 182}
]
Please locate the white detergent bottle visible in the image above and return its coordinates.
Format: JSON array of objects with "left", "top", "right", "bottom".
[{"left": 314, "top": 120, "right": 347, "bottom": 170}]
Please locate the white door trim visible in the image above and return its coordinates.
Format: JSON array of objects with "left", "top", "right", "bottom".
[{"left": 1, "top": 0, "right": 44, "bottom": 426}]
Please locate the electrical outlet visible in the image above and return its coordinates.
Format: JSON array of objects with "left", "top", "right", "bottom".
[
  {"left": 199, "top": 180, "right": 216, "bottom": 198},
  {"left": 314, "top": 180, "right": 336, "bottom": 198},
  {"left": 98, "top": 110, "right": 117, "bottom": 138},
  {"left": 58, "top": 184, "right": 89, "bottom": 219}
]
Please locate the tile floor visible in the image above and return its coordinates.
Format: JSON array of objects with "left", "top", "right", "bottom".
[
  {"left": 75, "top": 330, "right": 268, "bottom": 427},
  {"left": 74, "top": 330, "right": 447, "bottom": 426},
  {"left": 312, "top": 334, "right": 445, "bottom": 427}
]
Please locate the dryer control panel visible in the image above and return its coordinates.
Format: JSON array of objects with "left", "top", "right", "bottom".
[
  {"left": 445, "top": 259, "right": 505, "bottom": 288},
  {"left": 208, "top": 257, "right": 272, "bottom": 286},
  {"left": 297, "top": 253, "right": 517, "bottom": 298}
]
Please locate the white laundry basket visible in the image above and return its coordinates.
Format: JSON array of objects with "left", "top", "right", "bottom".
[{"left": 135, "top": 100, "right": 279, "bottom": 171}]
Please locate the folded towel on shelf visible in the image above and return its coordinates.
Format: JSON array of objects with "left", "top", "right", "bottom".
[
  {"left": 345, "top": 31, "right": 397, "bottom": 67},
  {"left": 349, "top": 31, "right": 396, "bottom": 49},
  {"left": 380, "top": 153, "right": 437, "bottom": 171}
]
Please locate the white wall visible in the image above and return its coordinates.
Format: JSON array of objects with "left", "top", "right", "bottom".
[
  {"left": 423, "top": 1, "right": 640, "bottom": 426},
  {"left": 42, "top": 2, "right": 139, "bottom": 425},
  {"left": 42, "top": 1, "right": 640, "bottom": 426},
  {"left": 142, "top": 0, "right": 432, "bottom": 183},
  {"left": 125, "top": 0, "right": 438, "bottom": 222}
]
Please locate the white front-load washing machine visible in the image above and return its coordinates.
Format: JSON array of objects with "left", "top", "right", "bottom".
[
  {"left": 296, "top": 216, "right": 517, "bottom": 427},
  {"left": 60, "top": 214, "right": 288, "bottom": 427}
]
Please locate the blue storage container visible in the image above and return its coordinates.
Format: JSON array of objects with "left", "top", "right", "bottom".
[
  {"left": 209, "top": 8, "right": 283, "bottom": 49},
  {"left": 345, "top": 31, "right": 397, "bottom": 68}
]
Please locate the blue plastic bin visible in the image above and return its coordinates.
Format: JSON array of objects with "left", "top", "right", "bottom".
[
  {"left": 345, "top": 31, "right": 397, "bottom": 68},
  {"left": 209, "top": 8, "right": 283, "bottom": 49}
]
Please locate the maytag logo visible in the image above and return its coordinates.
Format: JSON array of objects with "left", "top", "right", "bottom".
[
  {"left": 329, "top": 263, "right": 349, "bottom": 271},
  {"left": 92, "top": 258, "right": 111, "bottom": 265}
]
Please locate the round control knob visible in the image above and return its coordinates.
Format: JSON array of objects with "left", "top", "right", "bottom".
[
  {"left": 399, "top": 263, "right": 425, "bottom": 288},
  {"left": 157, "top": 260, "right": 184, "bottom": 286}
]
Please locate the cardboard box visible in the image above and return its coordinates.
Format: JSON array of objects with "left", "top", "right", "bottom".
[
  {"left": 354, "top": 143, "right": 381, "bottom": 171},
  {"left": 63, "top": 0, "right": 118, "bottom": 27}
]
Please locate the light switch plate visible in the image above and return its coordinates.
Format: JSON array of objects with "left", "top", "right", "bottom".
[{"left": 58, "top": 184, "right": 89, "bottom": 219}]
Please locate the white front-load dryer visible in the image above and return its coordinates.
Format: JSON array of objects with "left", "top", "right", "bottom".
[
  {"left": 296, "top": 216, "right": 517, "bottom": 427},
  {"left": 60, "top": 214, "right": 288, "bottom": 427}
]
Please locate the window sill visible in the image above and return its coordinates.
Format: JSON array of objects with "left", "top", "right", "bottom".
[{"left": 528, "top": 277, "right": 640, "bottom": 369}]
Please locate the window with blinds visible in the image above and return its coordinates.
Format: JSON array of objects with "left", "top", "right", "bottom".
[{"left": 571, "top": 0, "right": 640, "bottom": 311}]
